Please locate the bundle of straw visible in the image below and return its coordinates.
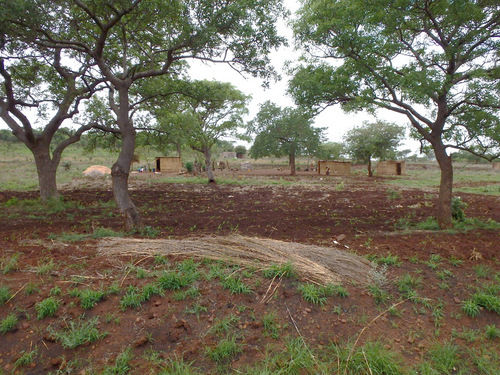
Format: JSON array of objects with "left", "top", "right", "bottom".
[{"left": 98, "top": 235, "right": 373, "bottom": 285}]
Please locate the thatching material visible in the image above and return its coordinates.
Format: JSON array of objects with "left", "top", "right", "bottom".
[
  {"left": 98, "top": 236, "right": 374, "bottom": 285},
  {"left": 83, "top": 165, "right": 111, "bottom": 178}
]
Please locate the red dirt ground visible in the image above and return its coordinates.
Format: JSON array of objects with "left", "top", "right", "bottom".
[{"left": 0, "top": 172, "right": 498, "bottom": 373}]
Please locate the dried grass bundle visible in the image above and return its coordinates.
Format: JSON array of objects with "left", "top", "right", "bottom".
[{"left": 98, "top": 235, "right": 374, "bottom": 285}]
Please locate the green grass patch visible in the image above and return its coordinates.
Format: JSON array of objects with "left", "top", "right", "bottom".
[
  {"left": 1, "top": 253, "right": 20, "bottom": 274},
  {"left": 49, "top": 316, "right": 108, "bottom": 349},
  {"left": 206, "top": 335, "right": 243, "bottom": 364},
  {"left": 263, "top": 261, "right": 297, "bottom": 278},
  {"left": 0, "top": 285, "right": 11, "bottom": 305},
  {"left": 35, "top": 297, "right": 60, "bottom": 319},
  {"left": 297, "top": 283, "right": 340, "bottom": 305},
  {"left": 0, "top": 313, "right": 18, "bottom": 334}
]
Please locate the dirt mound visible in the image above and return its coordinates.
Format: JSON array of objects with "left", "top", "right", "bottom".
[
  {"left": 83, "top": 165, "right": 111, "bottom": 177},
  {"left": 98, "top": 235, "right": 374, "bottom": 284}
]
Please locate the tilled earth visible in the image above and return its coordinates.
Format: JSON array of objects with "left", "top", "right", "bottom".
[{"left": 0, "top": 173, "right": 499, "bottom": 374}]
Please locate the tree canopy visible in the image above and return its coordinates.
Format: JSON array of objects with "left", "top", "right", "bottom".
[
  {"left": 2, "top": 0, "right": 287, "bottom": 229},
  {"left": 147, "top": 79, "right": 250, "bottom": 182},
  {"left": 290, "top": 0, "right": 500, "bottom": 228},
  {"left": 343, "top": 121, "right": 405, "bottom": 176},
  {"left": 249, "top": 101, "right": 325, "bottom": 175}
]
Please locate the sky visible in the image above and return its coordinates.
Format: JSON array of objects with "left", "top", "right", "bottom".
[
  {"left": 187, "top": 2, "right": 422, "bottom": 154},
  {"left": 0, "top": 0, "right": 421, "bottom": 154}
]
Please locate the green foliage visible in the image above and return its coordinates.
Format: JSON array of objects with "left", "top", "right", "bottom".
[
  {"left": 343, "top": 121, "right": 405, "bottom": 176},
  {"left": 14, "top": 346, "right": 38, "bottom": 368},
  {"left": 461, "top": 299, "right": 481, "bottom": 318},
  {"left": 1, "top": 253, "right": 20, "bottom": 274},
  {"left": 74, "top": 289, "right": 106, "bottom": 310},
  {"left": 157, "top": 270, "right": 197, "bottom": 291},
  {"left": 139, "top": 225, "right": 161, "bottom": 238},
  {"left": 451, "top": 197, "right": 468, "bottom": 222},
  {"left": 425, "top": 341, "right": 462, "bottom": 374},
  {"left": 206, "top": 335, "right": 242, "bottom": 364},
  {"left": 297, "top": 283, "right": 337, "bottom": 305},
  {"left": 367, "top": 284, "right": 392, "bottom": 305},
  {"left": 33, "top": 258, "right": 56, "bottom": 275},
  {"left": 35, "top": 297, "right": 60, "bottom": 319},
  {"left": 158, "top": 356, "right": 200, "bottom": 375},
  {"left": 370, "top": 253, "right": 401, "bottom": 266},
  {"left": 208, "top": 314, "right": 241, "bottom": 336},
  {"left": 120, "top": 285, "right": 145, "bottom": 310},
  {"left": 262, "top": 311, "right": 281, "bottom": 339},
  {"left": 184, "top": 161, "right": 194, "bottom": 173},
  {"left": 173, "top": 286, "right": 201, "bottom": 301},
  {"left": 263, "top": 262, "right": 297, "bottom": 279},
  {"left": 142, "top": 283, "right": 164, "bottom": 301},
  {"left": 0, "top": 286, "right": 11, "bottom": 305},
  {"left": 0, "top": 313, "right": 18, "bottom": 334},
  {"left": 335, "top": 341, "right": 406, "bottom": 375},
  {"left": 50, "top": 316, "right": 108, "bottom": 349},
  {"left": 249, "top": 101, "right": 325, "bottom": 174},
  {"left": 397, "top": 273, "right": 423, "bottom": 295},
  {"left": 484, "top": 324, "right": 500, "bottom": 340},
  {"left": 101, "top": 347, "right": 133, "bottom": 375},
  {"left": 221, "top": 276, "right": 253, "bottom": 295},
  {"left": 291, "top": 0, "right": 500, "bottom": 225}
]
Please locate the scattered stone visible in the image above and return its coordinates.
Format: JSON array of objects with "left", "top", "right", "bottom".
[
  {"left": 51, "top": 357, "right": 64, "bottom": 367},
  {"left": 394, "top": 338, "right": 401, "bottom": 343},
  {"left": 133, "top": 336, "right": 149, "bottom": 347},
  {"left": 453, "top": 297, "right": 461, "bottom": 304},
  {"left": 305, "top": 308, "right": 312, "bottom": 313}
]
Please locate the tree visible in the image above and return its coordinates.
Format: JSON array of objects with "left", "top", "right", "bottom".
[
  {"left": 290, "top": 0, "right": 500, "bottom": 228},
  {"left": 0, "top": 46, "right": 103, "bottom": 201},
  {"left": 235, "top": 145, "right": 247, "bottom": 158},
  {"left": 5, "top": 0, "right": 287, "bottom": 229},
  {"left": 343, "top": 121, "right": 405, "bottom": 177},
  {"left": 316, "top": 141, "right": 345, "bottom": 160},
  {"left": 249, "top": 101, "right": 325, "bottom": 175},
  {"left": 150, "top": 80, "right": 250, "bottom": 183}
]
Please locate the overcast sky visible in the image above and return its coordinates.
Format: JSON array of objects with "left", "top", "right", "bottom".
[
  {"left": 1, "top": 1, "right": 421, "bottom": 153},
  {"left": 187, "top": 1, "right": 420, "bottom": 153}
]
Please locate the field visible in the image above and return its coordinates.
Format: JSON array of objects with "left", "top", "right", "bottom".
[{"left": 0, "top": 143, "right": 499, "bottom": 374}]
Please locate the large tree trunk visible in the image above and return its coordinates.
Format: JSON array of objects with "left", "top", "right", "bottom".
[
  {"left": 367, "top": 157, "right": 373, "bottom": 177},
  {"left": 289, "top": 153, "right": 296, "bottom": 176},
  {"left": 112, "top": 87, "right": 143, "bottom": 231},
  {"left": 433, "top": 141, "right": 453, "bottom": 229},
  {"left": 204, "top": 148, "right": 216, "bottom": 183},
  {"left": 33, "top": 149, "right": 60, "bottom": 201}
]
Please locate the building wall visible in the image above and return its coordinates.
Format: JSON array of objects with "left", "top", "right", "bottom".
[
  {"left": 317, "top": 161, "right": 351, "bottom": 176},
  {"left": 375, "top": 160, "right": 406, "bottom": 175},
  {"left": 156, "top": 157, "right": 182, "bottom": 172}
]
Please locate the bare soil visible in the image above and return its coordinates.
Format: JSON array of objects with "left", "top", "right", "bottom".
[{"left": 0, "top": 172, "right": 499, "bottom": 374}]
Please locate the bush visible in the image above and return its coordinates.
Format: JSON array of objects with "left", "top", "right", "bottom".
[
  {"left": 185, "top": 162, "right": 194, "bottom": 173},
  {"left": 451, "top": 197, "right": 467, "bottom": 222}
]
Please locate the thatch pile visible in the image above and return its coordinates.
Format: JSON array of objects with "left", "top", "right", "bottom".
[
  {"left": 83, "top": 165, "right": 111, "bottom": 178},
  {"left": 98, "top": 236, "right": 374, "bottom": 285}
]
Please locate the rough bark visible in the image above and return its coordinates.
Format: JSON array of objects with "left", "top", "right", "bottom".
[
  {"left": 433, "top": 141, "right": 454, "bottom": 229},
  {"left": 368, "top": 157, "right": 373, "bottom": 177},
  {"left": 111, "top": 87, "right": 143, "bottom": 231},
  {"left": 289, "top": 153, "right": 296, "bottom": 176},
  {"left": 33, "top": 149, "right": 60, "bottom": 201},
  {"left": 204, "top": 148, "right": 216, "bottom": 183}
]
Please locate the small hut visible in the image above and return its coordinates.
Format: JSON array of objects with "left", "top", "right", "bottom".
[
  {"left": 317, "top": 160, "right": 351, "bottom": 176},
  {"left": 155, "top": 157, "right": 182, "bottom": 172},
  {"left": 492, "top": 162, "right": 500, "bottom": 172},
  {"left": 375, "top": 160, "right": 406, "bottom": 176}
]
